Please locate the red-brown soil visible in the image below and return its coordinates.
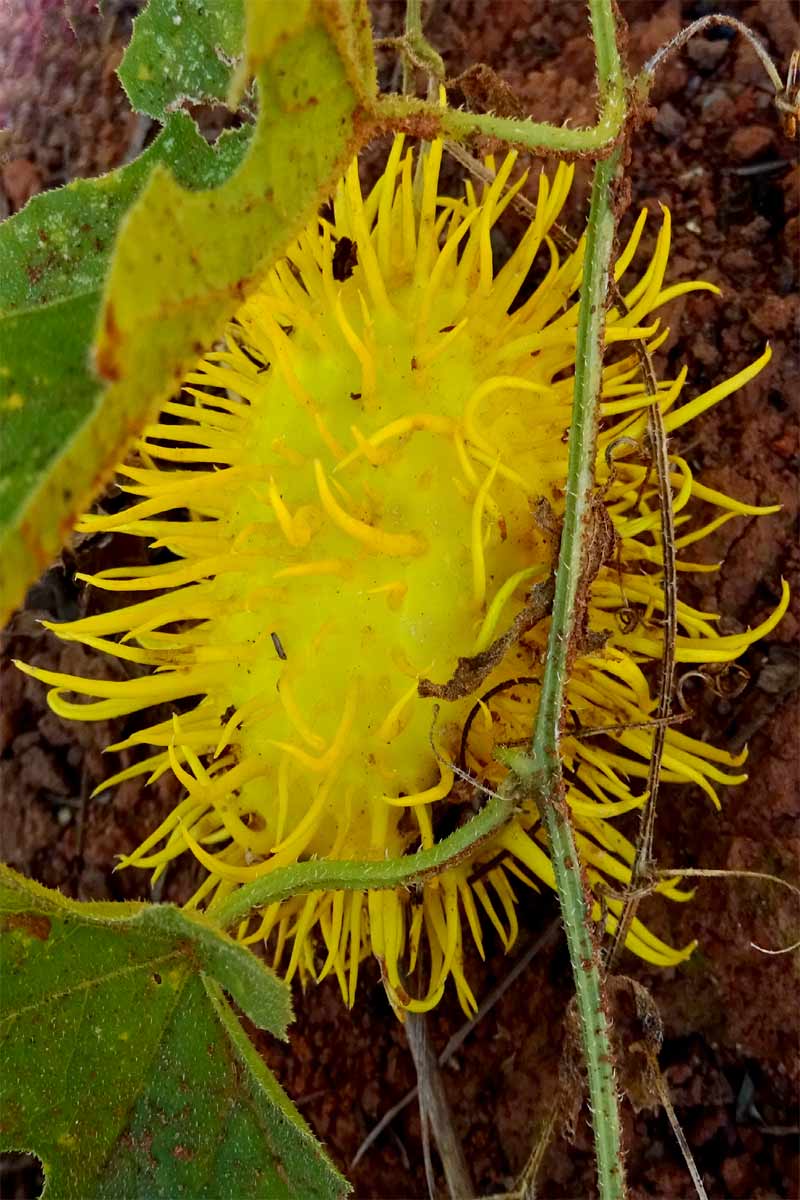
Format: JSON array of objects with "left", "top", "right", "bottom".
[{"left": 1, "top": 1, "right": 798, "bottom": 1198}]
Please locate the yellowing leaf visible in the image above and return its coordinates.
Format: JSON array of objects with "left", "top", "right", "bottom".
[
  {"left": 0, "top": 116, "right": 250, "bottom": 618},
  {"left": 0, "top": 0, "right": 376, "bottom": 622}
]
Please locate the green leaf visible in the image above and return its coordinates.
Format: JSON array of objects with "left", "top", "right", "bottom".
[
  {"left": 0, "top": 115, "right": 251, "bottom": 619},
  {"left": 119, "top": 0, "right": 245, "bottom": 121},
  {"left": 0, "top": 0, "right": 376, "bottom": 623},
  {"left": 0, "top": 865, "right": 348, "bottom": 1199}
]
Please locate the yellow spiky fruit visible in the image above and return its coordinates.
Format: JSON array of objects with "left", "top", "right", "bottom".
[{"left": 18, "top": 134, "right": 788, "bottom": 1014}]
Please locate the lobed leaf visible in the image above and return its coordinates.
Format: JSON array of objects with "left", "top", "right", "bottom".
[{"left": 0, "top": 865, "right": 348, "bottom": 1199}]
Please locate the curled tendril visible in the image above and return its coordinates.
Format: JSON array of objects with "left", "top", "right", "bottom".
[{"left": 677, "top": 662, "right": 751, "bottom": 711}]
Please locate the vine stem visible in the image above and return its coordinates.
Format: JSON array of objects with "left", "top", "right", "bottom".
[
  {"left": 401, "top": 0, "right": 418, "bottom": 94},
  {"left": 507, "top": 6, "right": 629, "bottom": 1194},
  {"left": 493, "top": 65, "right": 627, "bottom": 1198},
  {"left": 531, "top": 145, "right": 627, "bottom": 1200}
]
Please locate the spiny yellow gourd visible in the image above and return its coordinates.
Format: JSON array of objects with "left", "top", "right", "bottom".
[{"left": 17, "top": 134, "right": 787, "bottom": 1014}]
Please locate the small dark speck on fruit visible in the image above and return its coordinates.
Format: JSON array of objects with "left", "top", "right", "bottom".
[{"left": 332, "top": 236, "right": 358, "bottom": 282}]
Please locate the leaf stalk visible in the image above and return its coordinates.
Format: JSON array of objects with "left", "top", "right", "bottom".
[
  {"left": 213, "top": 788, "right": 514, "bottom": 931},
  {"left": 376, "top": 0, "right": 626, "bottom": 156}
]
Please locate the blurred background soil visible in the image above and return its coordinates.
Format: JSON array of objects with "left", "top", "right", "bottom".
[{"left": 0, "top": 1, "right": 798, "bottom": 1197}]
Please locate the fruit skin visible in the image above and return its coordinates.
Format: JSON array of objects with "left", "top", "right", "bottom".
[{"left": 17, "top": 135, "right": 788, "bottom": 1014}]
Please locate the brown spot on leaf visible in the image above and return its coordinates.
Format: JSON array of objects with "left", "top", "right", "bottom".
[
  {"left": 95, "top": 302, "right": 121, "bottom": 381},
  {"left": 20, "top": 519, "right": 48, "bottom": 570},
  {"left": 1, "top": 912, "right": 51, "bottom": 940}
]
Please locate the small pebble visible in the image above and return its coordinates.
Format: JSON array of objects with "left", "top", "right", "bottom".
[
  {"left": 653, "top": 101, "right": 686, "bottom": 139},
  {"left": 687, "top": 37, "right": 729, "bottom": 70},
  {"left": 721, "top": 1154, "right": 755, "bottom": 1198},
  {"left": 727, "top": 125, "right": 775, "bottom": 162}
]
